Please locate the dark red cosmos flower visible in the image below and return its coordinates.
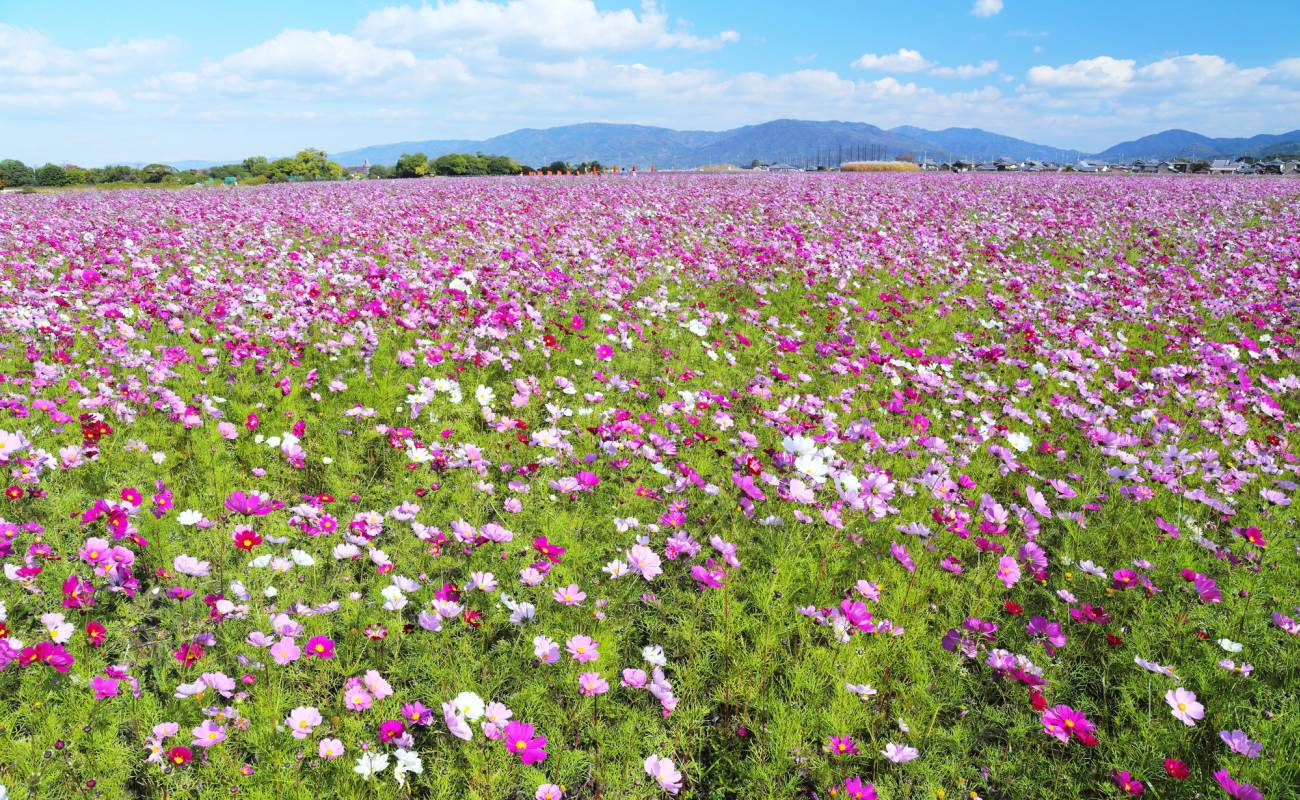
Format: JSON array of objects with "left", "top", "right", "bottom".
[
  {"left": 167, "top": 746, "right": 193, "bottom": 766},
  {"left": 85, "top": 620, "right": 107, "bottom": 647},
  {"left": 231, "top": 527, "right": 262, "bottom": 550},
  {"left": 1004, "top": 601, "right": 1023, "bottom": 615},
  {"left": 1163, "top": 758, "right": 1189, "bottom": 780},
  {"left": 1029, "top": 688, "right": 1047, "bottom": 712}
]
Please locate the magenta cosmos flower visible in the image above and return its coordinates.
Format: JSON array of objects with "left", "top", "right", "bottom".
[
  {"left": 843, "top": 776, "right": 876, "bottom": 800},
  {"left": 1214, "top": 770, "right": 1263, "bottom": 800},
  {"left": 305, "top": 635, "right": 336, "bottom": 659},
  {"left": 503, "top": 720, "right": 548, "bottom": 765},
  {"left": 1041, "top": 704, "right": 1096, "bottom": 744},
  {"left": 827, "top": 734, "right": 859, "bottom": 755},
  {"left": 1111, "top": 770, "right": 1144, "bottom": 796}
]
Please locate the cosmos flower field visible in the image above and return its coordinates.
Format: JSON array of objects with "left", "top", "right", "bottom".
[{"left": 0, "top": 173, "right": 1297, "bottom": 800}]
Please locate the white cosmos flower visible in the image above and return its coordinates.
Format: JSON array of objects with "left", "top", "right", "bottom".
[
  {"left": 1006, "top": 432, "right": 1032, "bottom": 452},
  {"left": 642, "top": 645, "right": 667, "bottom": 667},
  {"left": 392, "top": 749, "right": 423, "bottom": 786},
  {"left": 452, "top": 691, "right": 485, "bottom": 720},
  {"left": 353, "top": 752, "right": 389, "bottom": 779},
  {"left": 177, "top": 509, "right": 203, "bottom": 526}
]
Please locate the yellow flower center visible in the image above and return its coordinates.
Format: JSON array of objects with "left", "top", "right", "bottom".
[
  {"left": 515, "top": 740, "right": 526, "bottom": 749},
  {"left": 1178, "top": 703, "right": 1187, "bottom": 711}
]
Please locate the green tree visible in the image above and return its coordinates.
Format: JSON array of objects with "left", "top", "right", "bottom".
[
  {"left": 485, "top": 155, "right": 523, "bottom": 175},
  {"left": 394, "top": 152, "right": 429, "bottom": 178},
  {"left": 546, "top": 160, "right": 568, "bottom": 173},
  {"left": 93, "top": 164, "right": 140, "bottom": 183},
  {"left": 0, "top": 159, "right": 35, "bottom": 187},
  {"left": 368, "top": 164, "right": 394, "bottom": 179},
  {"left": 141, "top": 163, "right": 177, "bottom": 183},
  {"left": 242, "top": 156, "right": 270, "bottom": 176},
  {"left": 431, "top": 153, "right": 472, "bottom": 176},
  {"left": 64, "top": 166, "right": 93, "bottom": 185},
  {"left": 266, "top": 157, "right": 298, "bottom": 182},
  {"left": 35, "top": 163, "right": 69, "bottom": 187},
  {"left": 292, "top": 148, "right": 344, "bottom": 181}
]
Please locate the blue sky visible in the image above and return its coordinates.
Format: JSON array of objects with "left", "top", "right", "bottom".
[{"left": 3, "top": 0, "right": 1299, "bottom": 164}]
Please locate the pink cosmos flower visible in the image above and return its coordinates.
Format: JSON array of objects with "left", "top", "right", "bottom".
[
  {"left": 318, "top": 738, "right": 344, "bottom": 759},
  {"left": 578, "top": 671, "right": 609, "bottom": 695},
  {"left": 1165, "top": 688, "right": 1204, "bottom": 727},
  {"left": 996, "top": 555, "right": 1021, "bottom": 589},
  {"left": 442, "top": 701, "right": 472, "bottom": 740},
  {"left": 881, "top": 742, "right": 919, "bottom": 763},
  {"left": 285, "top": 706, "right": 322, "bottom": 739},
  {"left": 566, "top": 634, "right": 600, "bottom": 662},
  {"left": 269, "top": 637, "right": 301, "bottom": 665},
  {"left": 344, "top": 688, "right": 374, "bottom": 712},
  {"left": 552, "top": 583, "right": 586, "bottom": 606},
  {"left": 192, "top": 720, "right": 227, "bottom": 748},
  {"left": 644, "top": 754, "right": 682, "bottom": 794}
]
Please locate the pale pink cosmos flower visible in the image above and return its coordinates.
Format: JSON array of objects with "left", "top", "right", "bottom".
[
  {"left": 1166, "top": 688, "right": 1204, "bottom": 726},
  {"left": 285, "top": 706, "right": 322, "bottom": 739}
]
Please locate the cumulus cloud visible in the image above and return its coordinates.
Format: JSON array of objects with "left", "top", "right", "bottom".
[
  {"left": 1027, "top": 53, "right": 1276, "bottom": 100},
  {"left": 931, "top": 60, "right": 999, "bottom": 79},
  {"left": 0, "top": 23, "right": 174, "bottom": 112},
  {"left": 1028, "top": 56, "right": 1136, "bottom": 90},
  {"left": 972, "top": 0, "right": 1004, "bottom": 17},
  {"left": 854, "top": 49, "right": 997, "bottom": 80},
  {"left": 356, "top": 0, "right": 738, "bottom": 53},
  {"left": 852, "top": 48, "right": 931, "bottom": 72}
]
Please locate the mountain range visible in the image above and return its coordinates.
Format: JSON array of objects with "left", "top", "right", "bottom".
[
  {"left": 1093, "top": 129, "right": 1300, "bottom": 161},
  {"left": 324, "top": 120, "right": 1300, "bottom": 169},
  {"left": 150, "top": 121, "right": 1300, "bottom": 170},
  {"left": 326, "top": 119, "right": 1089, "bottom": 168}
]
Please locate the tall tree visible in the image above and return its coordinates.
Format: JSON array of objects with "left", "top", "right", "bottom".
[
  {"left": 35, "top": 163, "right": 68, "bottom": 186},
  {"left": 394, "top": 152, "right": 429, "bottom": 178},
  {"left": 0, "top": 159, "right": 35, "bottom": 187}
]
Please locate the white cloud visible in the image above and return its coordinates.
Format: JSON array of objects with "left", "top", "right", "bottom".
[
  {"left": 972, "top": 0, "right": 1004, "bottom": 17},
  {"left": 219, "top": 30, "right": 420, "bottom": 83},
  {"left": 357, "top": 0, "right": 738, "bottom": 53},
  {"left": 931, "top": 60, "right": 999, "bottom": 79},
  {"left": 147, "top": 31, "right": 471, "bottom": 99},
  {"left": 1269, "top": 57, "right": 1300, "bottom": 81},
  {"left": 854, "top": 50, "right": 997, "bottom": 80},
  {"left": 1027, "top": 56, "right": 1135, "bottom": 90},
  {"left": 852, "top": 48, "right": 931, "bottom": 72}
]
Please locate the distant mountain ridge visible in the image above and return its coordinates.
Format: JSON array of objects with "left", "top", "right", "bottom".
[
  {"left": 327, "top": 119, "right": 1068, "bottom": 168},
  {"left": 152, "top": 121, "right": 1300, "bottom": 170},
  {"left": 1093, "top": 128, "right": 1300, "bottom": 161}
]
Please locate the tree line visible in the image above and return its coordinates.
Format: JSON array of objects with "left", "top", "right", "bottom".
[
  {"left": 0, "top": 149, "right": 345, "bottom": 189},
  {"left": 0, "top": 148, "right": 604, "bottom": 189}
]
